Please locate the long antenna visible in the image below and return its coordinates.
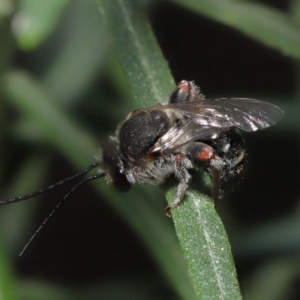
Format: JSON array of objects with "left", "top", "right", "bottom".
[
  {"left": 1, "top": 162, "right": 101, "bottom": 205},
  {"left": 19, "top": 172, "right": 106, "bottom": 257}
]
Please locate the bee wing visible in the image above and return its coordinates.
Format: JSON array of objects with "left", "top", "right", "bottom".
[
  {"left": 151, "top": 118, "right": 225, "bottom": 153},
  {"left": 166, "top": 98, "right": 284, "bottom": 132},
  {"left": 151, "top": 98, "right": 283, "bottom": 153}
]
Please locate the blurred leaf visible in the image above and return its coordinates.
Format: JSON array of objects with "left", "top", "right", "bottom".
[
  {"left": 232, "top": 212, "right": 300, "bottom": 257},
  {"left": 19, "top": 280, "right": 73, "bottom": 300},
  {"left": 19, "top": 278, "right": 167, "bottom": 300},
  {"left": 0, "top": 154, "right": 48, "bottom": 255},
  {"left": 42, "top": 0, "right": 110, "bottom": 104},
  {"left": 291, "top": 0, "right": 300, "bottom": 24},
  {"left": 0, "top": 242, "right": 16, "bottom": 300},
  {"left": 0, "top": 13, "right": 14, "bottom": 73},
  {"left": 12, "top": 0, "right": 69, "bottom": 50},
  {"left": 3, "top": 71, "right": 97, "bottom": 165},
  {"left": 0, "top": 0, "right": 14, "bottom": 22},
  {"left": 243, "top": 258, "right": 300, "bottom": 300},
  {"left": 171, "top": 0, "right": 300, "bottom": 60},
  {"left": 11, "top": 118, "right": 46, "bottom": 142}
]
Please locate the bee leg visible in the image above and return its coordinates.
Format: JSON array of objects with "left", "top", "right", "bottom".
[
  {"left": 164, "top": 143, "right": 218, "bottom": 217},
  {"left": 185, "top": 142, "right": 222, "bottom": 205},
  {"left": 164, "top": 154, "right": 192, "bottom": 217},
  {"left": 165, "top": 179, "right": 189, "bottom": 217}
]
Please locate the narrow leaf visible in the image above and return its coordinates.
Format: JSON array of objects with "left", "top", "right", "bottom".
[
  {"left": 98, "top": 0, "right": 241, "bottom": 299},
  {"left": 98, "top": 0, "right": 175, "bottom": 107},
  {"left": 167, "top": 189, "right": 241, "bottom": 299}
]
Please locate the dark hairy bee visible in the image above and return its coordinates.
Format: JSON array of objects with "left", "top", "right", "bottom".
[
  {"left": 1, "top": 80, "right": 284, "bottom": 252},
  {"left": 99, "top": 80, "right": 283, "bottom": 215}
]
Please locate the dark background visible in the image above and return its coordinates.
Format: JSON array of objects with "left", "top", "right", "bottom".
[{"left": 1, "top": 1, "right": 298, "bottom": 299}]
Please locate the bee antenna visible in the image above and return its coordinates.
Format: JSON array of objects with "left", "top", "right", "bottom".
[
  {"left": 1, "top": 162, "right": 101, "bottom": 205},
  {"left": 19, "top": 171, "right": 106, "bottom": 257}
]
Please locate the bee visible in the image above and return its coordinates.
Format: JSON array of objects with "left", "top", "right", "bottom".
[
  {"left": 100, "top": 80, "right": 283, "bottom": 215},
  {"left": 2, "top": 80, "right": 284, "bottom": 224}
]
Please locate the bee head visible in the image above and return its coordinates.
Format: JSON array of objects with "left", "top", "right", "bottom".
[{"left": 99, "top": 138, "right": 131, "bottom": 193}]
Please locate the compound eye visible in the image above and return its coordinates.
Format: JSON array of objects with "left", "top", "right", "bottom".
[
  {"left": 101, "top": 139, "right": 131, "bottom": 193},
  {"left": 111, "top": 173, "right": 131, "bottom": 193}
]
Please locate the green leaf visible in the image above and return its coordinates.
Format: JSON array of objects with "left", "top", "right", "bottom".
[
  {"left": 0, "top": 0, "right": 14, "bottom": 22},
  {"left": 98, "top": 0, "right": 241, "bottom": 299},
  {"left": 3, "top": 71, "right": 97, "bottom": 166},
  {"left": 167, "top": 189, "right": 241, "bottom": 299},
  {"left": 98, "top": 0, "right": 175, "bottom": 108},
  {"left": 0, "top": 154, "right": 48, "bottom": 255},
  {"left": 242, "top": 258, "right": 300, "bottom": 300},
  {"left": 171, "top": 0, "right": 300, "bottom": 60},
  {"left": 0, "top": 242, "right": 16, "bottom": 300},
  {"left": 13, "top": 0, "right": 69, "bottom": 50},
  {"left": 42, "top": 0, "right": 110, "bottom": 105}
]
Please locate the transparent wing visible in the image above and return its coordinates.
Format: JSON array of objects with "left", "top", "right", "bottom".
[
  {"left": 151, "top": 98, "right": 284, "bottom": 153},
  {"left": 151, "top": 118, "right": 225, "bottom": 153},
  {"left": 164, "top": 98, "right": 284, "bottom": 132}
]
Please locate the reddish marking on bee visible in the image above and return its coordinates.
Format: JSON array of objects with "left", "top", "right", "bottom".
[
  {"left": 177, "top": 81, "right": 190, "bottom": 93},
  {"left": 144, "top": 151, "right": 152, "bottom": 161},
  {"left": 145, "top": 149, "right": 160, "bottom": 162},
  {"left": 196, "top": 147, "right": 214, "bottom": 161},
  {"left": 175, "top": 154, "right": 184, "bottom": 163},
  {"left": 129, "top": 109, "right": 145, "bottom": 118},
  {"left": 177, "top": 80, "right": 200, "bottom": 102}
]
